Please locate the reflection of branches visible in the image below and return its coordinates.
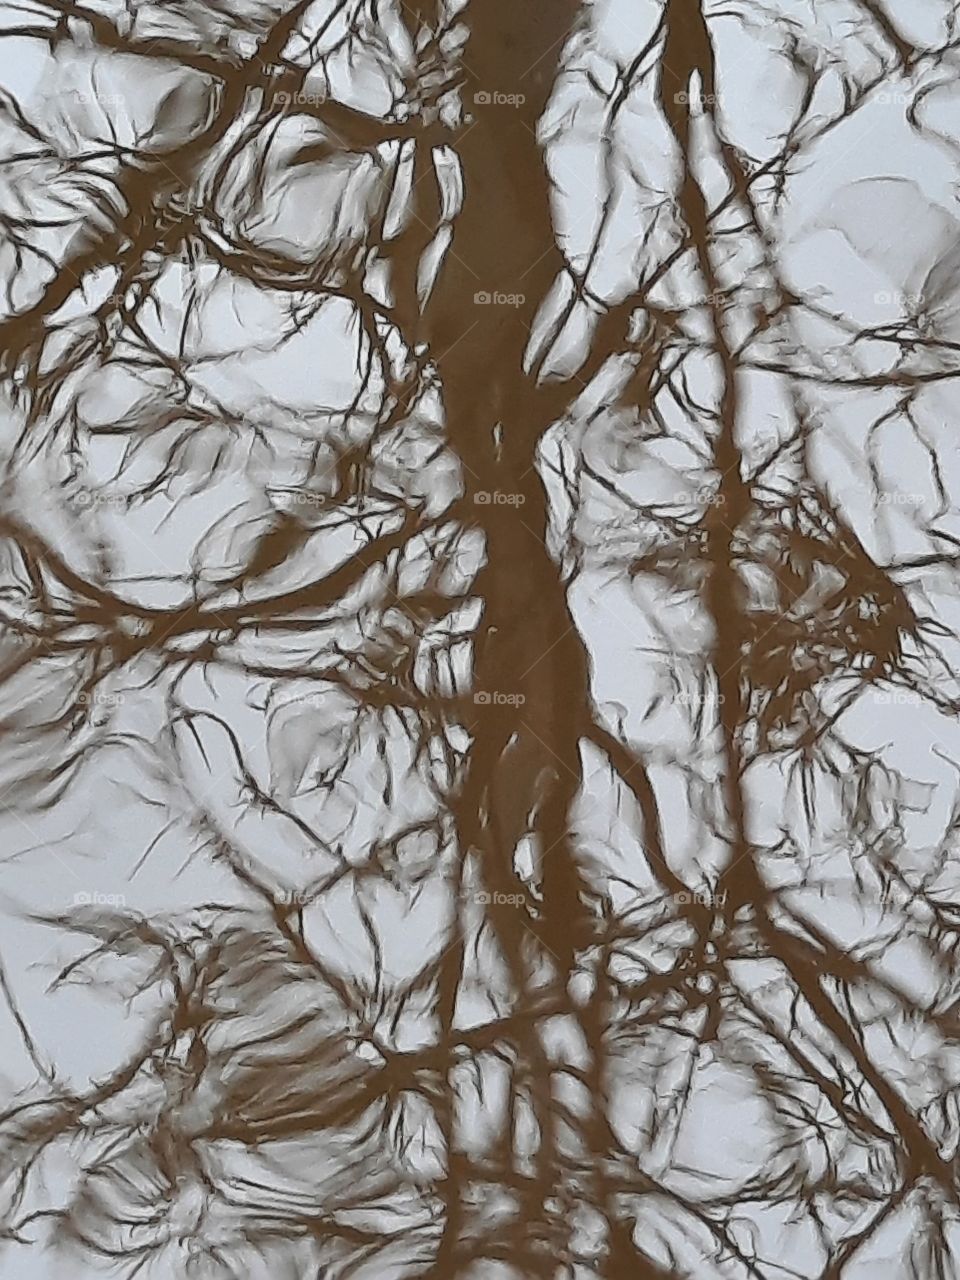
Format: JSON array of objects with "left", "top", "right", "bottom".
[{"left": 0, "top": 0, "right": 959, "bottom": 1277}]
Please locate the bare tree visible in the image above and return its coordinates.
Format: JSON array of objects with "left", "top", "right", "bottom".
[{"left": 0, "top": 0, "right": 959, "bottom": 1277}]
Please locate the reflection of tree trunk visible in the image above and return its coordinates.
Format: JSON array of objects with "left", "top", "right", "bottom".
[
  {"left": 423, "top": 4, "right": 598, "bottom": 1271},
  {"left": 660, "top": 0, "right": 766, "bottom": 929},
  {"left": 431, "top": 0, "right": 591, "bottom": 976}
]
